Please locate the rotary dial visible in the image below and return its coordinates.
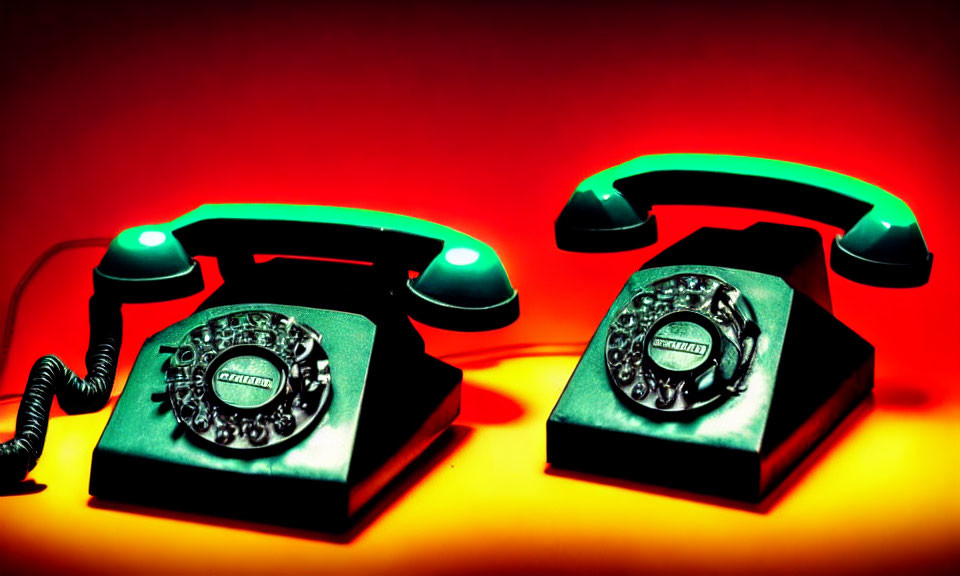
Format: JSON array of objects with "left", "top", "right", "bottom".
[{"left": 605, "top": 274, "right": 759, "bottom": 416}]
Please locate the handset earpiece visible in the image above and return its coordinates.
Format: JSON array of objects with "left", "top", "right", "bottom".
[
  {"left": 94, "top": 225, "right": 204, "bottom": 302},
  {"left": 93, "top": 205, "right": 518, "bottom": 328},
  {"left": 406, "top": 242, "right": 517, "bottom": 331},
  {"left": 555, "top": 153, "right": 933, "bottom": 287}
]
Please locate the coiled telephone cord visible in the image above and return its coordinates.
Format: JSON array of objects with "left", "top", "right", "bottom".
[{"left": 0, "top": 295, "right": 121, "bottom": 486}]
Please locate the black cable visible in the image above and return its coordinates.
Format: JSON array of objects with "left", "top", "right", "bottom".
[
  {"left": 436, "top": 341, "right": 587, "bottom": 361},
  {"left": 0, "top": 296, "right": 121, "bottom": 485},
  {"left": 0, "top": 238, "right": 120, "bottom": 486}
]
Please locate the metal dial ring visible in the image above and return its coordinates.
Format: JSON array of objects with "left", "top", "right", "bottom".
[
  {"left": 163, "top": 310, "right": 332, "bottom": 451},
  {"left": 605, "top": 274, "right": 758, "bottom": 416}
]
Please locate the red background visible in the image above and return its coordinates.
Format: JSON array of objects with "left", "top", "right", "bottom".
[
  {"left": 1, "top": 1, "right": 958, "bottom": 574},
  {"left": 1, "top": 1, "right": 958, "bottom": 389}
]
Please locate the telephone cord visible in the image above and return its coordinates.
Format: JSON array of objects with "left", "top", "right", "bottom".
[{"left": 0, "top": 290, "right": 121, "bottom": 485}]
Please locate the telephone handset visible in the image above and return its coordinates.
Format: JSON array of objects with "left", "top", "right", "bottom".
[
  {"left": 1, "top": 204, "right": 518, "bottom": 530},
  {"left": 548, "top": 154, "right": 931, "bottom": 501},
  {"left": 555, "top": 153, "right": 932, "bottom": 286},
  {"left": 95, "top": 203, "right": 518, "bottom": 327}
]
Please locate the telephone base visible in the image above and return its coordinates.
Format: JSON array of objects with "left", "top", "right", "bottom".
[
  {"left": 90, "top": 354, "right": 459, "bottom": 531},
  {"left": 89, "top": 303, "right": 462, "bottom": 532},
  {"left": 547, "top": 263, "right": 874, "bottom": 502}
]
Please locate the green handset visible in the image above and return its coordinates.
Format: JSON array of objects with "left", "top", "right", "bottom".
[
  {"left": 555, "top": 153, "right": 932, "bottom": 286},
  {"left": 96, "top": 204, "right": 518, "bottom": 327},
  {"left": 549, "top": 154, "right": 931, "bottom": 501},
  {"left": 1, "top": 204, "right": 518, "bottom": 530}
]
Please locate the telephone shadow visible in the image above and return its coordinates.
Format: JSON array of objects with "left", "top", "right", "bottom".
[
  {"left": 439, "top": 342, "right": 586, "bottom": 371},
  {"left": 88, "top": 424, "right": 473, "bottom": 543},
  {"left": 545, "top": 395, "right": 875, "bottom": 514},
  {"left": 873, "top": 381, "right": 937, "bottom": 412},
  {"left": 0, "top": 479, "right": 45, "bottom": 496},
  {"left": 459, "top": 382, "right": 526, "bottom": 425}
]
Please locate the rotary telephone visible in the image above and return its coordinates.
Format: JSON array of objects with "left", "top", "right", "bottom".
[
  {"left": 548, "top": 154, "right": 932, "bottom": 501},
  {"left": 0, "top": 204, "right": 518, "bottom": 530}
]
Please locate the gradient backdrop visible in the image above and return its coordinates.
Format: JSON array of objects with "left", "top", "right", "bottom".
[{"left": 1, "top": 1, "right": 958, "bottom": 574}]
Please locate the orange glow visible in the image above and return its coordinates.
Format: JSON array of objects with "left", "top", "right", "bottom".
[{"left": 2, "top": 351, "right": 958, "bottom": 575}]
